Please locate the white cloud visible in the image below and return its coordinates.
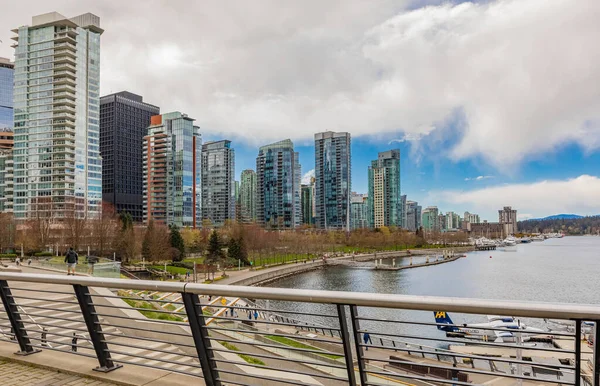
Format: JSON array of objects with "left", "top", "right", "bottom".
[
  {"left": 428, "top": 175, "right": 600, "bottom": 219},
  {"left": 1, "top": 0, "right": 599, "bottom": 169},
  {"left": 301, "top": 169, "right": 315, "bottom": 185},
  {"left": 388, "top": 132, "right": 426, "bottom": 144},
  {"left": 464, "top": 175, "right": 494, "bottom": 181}
]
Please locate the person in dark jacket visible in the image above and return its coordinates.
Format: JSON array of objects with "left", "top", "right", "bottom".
[{"left": 65, "top": 248, "right": 78, "bottom": 276}]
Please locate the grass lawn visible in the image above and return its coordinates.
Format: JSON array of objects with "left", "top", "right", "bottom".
[
  {"left": 265, "top": 335, "right": 342, "bottom": 360},
  {"left": 182, "top": 257, "right": 205, "bottom": 264},
  {"left": 249, "top": 253, "right": 316, "bottom": 267},
  {"left": 117, "top": 291, "right": 184, "bottom": 322},
  {"left": 149, "top": 265, "right": 190, "bottom": 275},
  {"left": 218, "top": 341, "right": 265, "bottom": 366}
]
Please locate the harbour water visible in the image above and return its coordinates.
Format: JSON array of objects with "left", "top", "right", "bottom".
[{"left": 263, "top": 236, "right": 600, "bottom": 343}]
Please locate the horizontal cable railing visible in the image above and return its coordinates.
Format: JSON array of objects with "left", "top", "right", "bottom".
[{"left": 0, "top": 272, "right": 598, "bottom": 386}]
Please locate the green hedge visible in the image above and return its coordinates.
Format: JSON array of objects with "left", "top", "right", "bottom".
[
  {"left": 169, "top": 261, "right": 194, "bottom": 270},
  {"left": 34, "top": 252, "right": 53, "bottom": 257},
  {"left": 0, "top": 253, "right": 17, "bottom": 258}
]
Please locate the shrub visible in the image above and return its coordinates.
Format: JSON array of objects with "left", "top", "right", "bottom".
[
  {"left": 0, "top": 253, "right": 17, "bottom": 258},
  {"left": 34, "top": 252, "right": 53, "bottom": 257},
  {"left": 170, "top": 261, "right": 194, "bottom": 270}
]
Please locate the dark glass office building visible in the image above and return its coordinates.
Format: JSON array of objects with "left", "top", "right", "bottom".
[{"left": 100, "top": 91, "right": 159, "bottom": 221}]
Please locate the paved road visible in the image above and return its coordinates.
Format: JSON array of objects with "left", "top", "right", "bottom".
[{"left": 0, "top": 360, "right": 117, "bottom": 386}]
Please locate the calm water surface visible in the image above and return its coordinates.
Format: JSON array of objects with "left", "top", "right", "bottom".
[{"left": 263, "top": 237, "right": 600, "bottom": 342}]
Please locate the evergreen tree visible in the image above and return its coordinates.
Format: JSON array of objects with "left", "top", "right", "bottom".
[
  {"left": 206, "top": 230, "right": 224, "bottom": 262},
  {"left": 227, "top": 237, "right": 240, "bottom": 260},
  {"left": 237, "top": 236, "right": 250, "bottom": 265},
  {"left": 119, "top": 212, "right": 133, "bottom": 231},
  {"left": 169, "top": 225, "right": 185, "bottom": 261},
  {"left": 206, "top": 230, "right": 224, "bottom": 280}
]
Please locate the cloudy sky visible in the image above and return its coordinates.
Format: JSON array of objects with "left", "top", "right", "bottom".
[{"left": 1, "top": 0, "right": 599, "bottom": 220}]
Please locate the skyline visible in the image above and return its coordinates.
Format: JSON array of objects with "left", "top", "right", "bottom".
[{"left": 0, "top": 0, "right": 599, "bottom": 221}]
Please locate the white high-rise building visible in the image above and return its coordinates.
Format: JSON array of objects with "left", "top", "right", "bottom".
[{"left": 12, "top": 12, "right": 103, "bottom": 219}]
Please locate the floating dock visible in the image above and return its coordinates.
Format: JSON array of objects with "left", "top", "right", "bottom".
[{"left": 475, "top": 245, "right": 496, "bottom": 251}]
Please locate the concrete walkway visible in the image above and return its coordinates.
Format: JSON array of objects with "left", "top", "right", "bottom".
[
  {"left": 0, "top": 358, "right": 117, "bottom": 386},
  {"left": 0, "top": 341, "right": 204, "bottom": 386}
]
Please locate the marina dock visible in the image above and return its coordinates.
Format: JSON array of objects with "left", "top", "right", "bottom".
[{"left": 475, "top": 244, "right": 497, "bottom": 251}]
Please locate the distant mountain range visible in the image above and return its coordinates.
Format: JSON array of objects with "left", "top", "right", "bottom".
[
  {"left": 518, "top": 214, "right": 600, "bottom": 235},
  {"left": 523, "top": 214, "right": 586, "bottom": 221},
  {"left": 540, "top": 214, "right": 584, "bottom": 220}
]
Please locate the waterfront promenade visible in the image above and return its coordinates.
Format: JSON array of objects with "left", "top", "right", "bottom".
[
  {"left": 1, "top": 247, "right": 577, "bottom": 386},
  {"left": 1, "top": 266, "right": 581, "bottom": 386}
]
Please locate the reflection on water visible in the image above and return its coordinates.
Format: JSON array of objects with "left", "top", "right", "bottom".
[{"left": 262, "top": 237, "right": 600, "bottom": 346}]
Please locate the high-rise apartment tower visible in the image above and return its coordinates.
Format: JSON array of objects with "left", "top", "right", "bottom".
[
  {"left": 368, "top": 149, "right": 401, "bottom": 228},
  {"left": 201, "top": 140, "right": 235, "bottom": 227},
  {"left": 142, "top": 112, "right": 201, "bottom": 227},
  {"left": 12, "top": 12, "right": 103, "bottom": 219},
  {"left": 256, "top": 139, "right": 301, "bottom": 229},
  {"left": 314, "top": 131, "right": 351, "bottom": 231}
]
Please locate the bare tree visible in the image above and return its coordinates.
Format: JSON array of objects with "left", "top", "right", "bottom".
[
  {"left": 0, "top": 212, "right": 16, "bottom": 253},
  {"left": 26, "top": 197, "right": 54, "bottom": 251},
  {"left": 64, "top": 209, "right": 88, "bottom": 252},
  {"left": 90, "top": 202, "right": 119, "bottom": 256}
]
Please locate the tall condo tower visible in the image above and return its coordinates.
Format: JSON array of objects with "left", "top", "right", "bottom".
[
  {"left": 256, "top": 139, "right": 301, "bottom": 229},
  {"left": 11, "top": 12, "right": 103, "bottom": 219},
  {"left": 201, "top": 140, "right": 235, "bottom": 227},
  {"left": 142, "top": 112, "right": 201, "bottom": 227},
  {"left": 314, "top": 131, "right": 351, "bottom": 231},
  {"left": 368, "top": 149, "right": 401, "bottom": 228}
]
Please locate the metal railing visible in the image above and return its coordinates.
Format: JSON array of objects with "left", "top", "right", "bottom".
[{"left": 0, "top": 272, "right": 598, "bottom": 386}]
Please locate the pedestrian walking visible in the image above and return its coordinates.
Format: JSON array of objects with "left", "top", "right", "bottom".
[
  {"left": 27, "top": 258, "right": 32, "bottom": 266},
  {"left": 15, "top": 257, "right": 20, "bottom": 266},
  {"left": 64, "top": 247, "right": 78, "bottom": 276},
  {"left": 87, "top": 255, "right": 98, "bottom": 275},
  {"left": 363, "top": 330, "right": 372, "bottom": 350},
  {"left": 254, "top": 310, "right": 259, "bottom": 320},
  {"left": 71, "top": 332, "right": 78, "bottom": 352},
  {"left": 451, "top": 363, "right": 458, "bottom": 386}
]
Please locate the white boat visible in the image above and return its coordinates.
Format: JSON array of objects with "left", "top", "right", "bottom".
[
  {"left": 502, "top": 237, "right": 517, "bottom": 247},
  {"left": 531, "top": 235, "right": 545, "bottom": 242}
]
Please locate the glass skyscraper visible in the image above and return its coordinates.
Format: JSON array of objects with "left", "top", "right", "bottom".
[
  {"left": 368, "top": 149, "right": 401, "bottom": 228},
  {"left": 350, "top": 193, "right": 368, "bottom": 230},
  {"left": 201, "top": 140, "right": 235, "bottom": 227},
  {"left": 256, "top": 139, "right": 301, "bottom": 229},
  {"left": 422, "top": 206, "right": 439, "bottom": 231},
  {"left": 142, "top": 112, "right": 201, "bottom": 228},
  {"left": 239, "top": 169, "right": 257, "bottom": 223},
  {"left": 314, "top": 131, "right": 351, "bottom": 231},
  {"left": 0, "top": 58, "right": 14, "bottom": 213},
  {"left": 406, "top": 200, "right": 421, "bottom": 231},
  {"left": 0, "top": 58, "right": 14, "bottom": 130},
  {"left": 301, "top": 180, "right": 315, "bottom": 226},
  {"left": 12, "top": 12, "right": 103, "bottom": 219},
  {"left": 100, "top": 91, "right": 160, "bottom": 221}
]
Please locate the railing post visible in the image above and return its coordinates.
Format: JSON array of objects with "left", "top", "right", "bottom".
[
  {"left": 182, "top": 292, "right": 221, "bottom": 386},
  {"left": 73, "top": 284, "right": 121, "bottom": 372},
  {"left": 337, "top": 304, "right": 357, "bottom": 386},
  {"left": 350, "top": 305, "right": 369, "bottom": 386},
  {"left": 575, "top": 320, "right": 581, "bottom": 386},
  {"left": 0, "top": 280, "right": 40, "bottom": 355},
  {"left": 594, "top": 321, "right": 600, "bottom": 386}
]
